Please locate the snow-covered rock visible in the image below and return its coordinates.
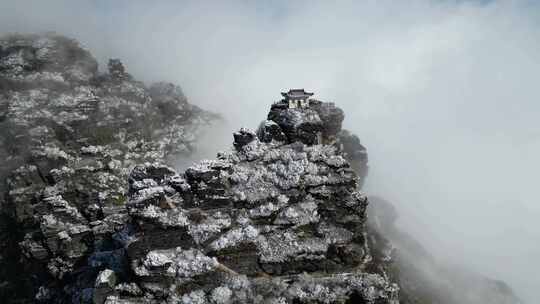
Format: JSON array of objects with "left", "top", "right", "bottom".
[{"left": 0, "top": 33, "right": 218, "bottom": 303}]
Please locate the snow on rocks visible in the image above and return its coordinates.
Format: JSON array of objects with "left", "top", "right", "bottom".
[
  {"left": 120, "top": 120, "right": 396, "bottom": 303},
  {"left": 0, "top": 33, "right": 218, "bottom": 303}
]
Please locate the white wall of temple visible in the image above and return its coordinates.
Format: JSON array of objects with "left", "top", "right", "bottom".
[{"left": 287, "top": 98, "right": 311, "bottom": 109}]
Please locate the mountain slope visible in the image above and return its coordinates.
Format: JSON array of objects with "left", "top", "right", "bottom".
[{"left": 0, "top": 33, "right": 218, "bottom": 303}]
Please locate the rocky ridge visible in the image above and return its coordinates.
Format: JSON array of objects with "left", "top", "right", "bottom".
[
  {"left": 0, "top": 33, "right": 218, "bottom": 303},
  {"left": 104, "top": 96, "right": 390, "bottom": 303}
]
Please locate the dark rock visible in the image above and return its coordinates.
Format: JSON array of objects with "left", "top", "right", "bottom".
[
  {"left": 0, "top": 33, "right": 218, "bottom": 303},
  {"left": 148, "top": 82, "right": 190, "bottom": 120},
  {"left": 94, "top": 269, "right": 117, "bottom": 304},
  {"left": 233, "top": 128, "right": 257, "bottom": 150},
  {"left": 309, "top": 100, "right": 345, "bottom": 141},
  {"left": 107, "top": 59, "right": 129, "bottom": 81},
  {"left": 267, "top": 105, "right": 324, "bottom": 145},
  {"left": 257, "top": 120, "right": 287, "bottom": 143},
  {"left": 337, "top": 129, "right": 369, "bottom": 188},
  {"left": 118, "top": 114, "right": 399, "bottom": 303},
  {"left": 267, "top": 97, "right": 347, "bottom": 146}
]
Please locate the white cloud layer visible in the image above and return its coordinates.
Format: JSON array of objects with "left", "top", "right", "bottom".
[{"left": 1, "top": 0, "right": 539, "bottom": 302}]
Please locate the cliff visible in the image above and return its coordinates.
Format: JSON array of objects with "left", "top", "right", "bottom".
[{"left": 108, "top": 101, "right": 395, "bottom": 303}]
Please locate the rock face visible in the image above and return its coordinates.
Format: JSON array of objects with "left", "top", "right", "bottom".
[
  {"left": 0, "top": 33, "right": 218, "bottom": 303},
  {"left": 266, "top": 99, "right": 344, "bottom": 145},
  {"left": 117, "top": 121, "right": 398, "bottom": 302}
]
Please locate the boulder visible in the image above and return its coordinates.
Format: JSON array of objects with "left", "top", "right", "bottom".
[
  {"left": 256, "top": 120, "right": 287, "bottom": 143},
  {"left": 233, "top": 128, "right": 257, "bottom": 150}
]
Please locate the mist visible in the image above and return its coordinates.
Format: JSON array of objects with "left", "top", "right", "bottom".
[{"left": 1, "top": 0, "right": 539, "bottom": 302}]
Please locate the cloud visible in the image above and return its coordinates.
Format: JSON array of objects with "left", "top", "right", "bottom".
[{"left": 1, "top": 0, "right": 539, "bottom": 302}]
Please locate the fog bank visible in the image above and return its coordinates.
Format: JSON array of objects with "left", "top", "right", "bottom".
[{"left": 1, "top": 0, "right": 539, "bottom": 302}]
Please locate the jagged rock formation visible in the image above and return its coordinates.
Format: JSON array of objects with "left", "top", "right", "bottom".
[
  {"left": 267, "top": 99, "right": 344, "bottom": 145},
  {"left": 266, "top": 98, "right": 367, "bottom": 187},
  {"left": 111, "top": 100, "right": 398, "bottom": 302},
  {"left": 0, "top": 33, "right": 218, "bottom": 303}
]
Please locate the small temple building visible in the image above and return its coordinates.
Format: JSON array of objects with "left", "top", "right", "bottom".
[
  {"left": 252, "top": 89, "right": 344, "bottom": 147},
  {"left": 281, "top": 89, "right": 314, "bottom": 109}
]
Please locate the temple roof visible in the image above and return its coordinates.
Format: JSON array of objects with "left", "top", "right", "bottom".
[{"left": 281, "top": 89, "right": 314, "bottom": 99}]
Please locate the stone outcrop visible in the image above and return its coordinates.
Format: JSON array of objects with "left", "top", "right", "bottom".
[
  {"left": 114, "top": 129, "right": 398, "bottom": 303},
  {"left": 0, "top": 33, "right": 389, "bottom": 304},
  {"left": 267, "top": 99, "right": 344, "bottom": 145},
  {"left": 83, "top": 89, "right": 395, "bottom": 303},
  {"left": 0, "top": 33, "right": 218, "bottom": 303}
]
